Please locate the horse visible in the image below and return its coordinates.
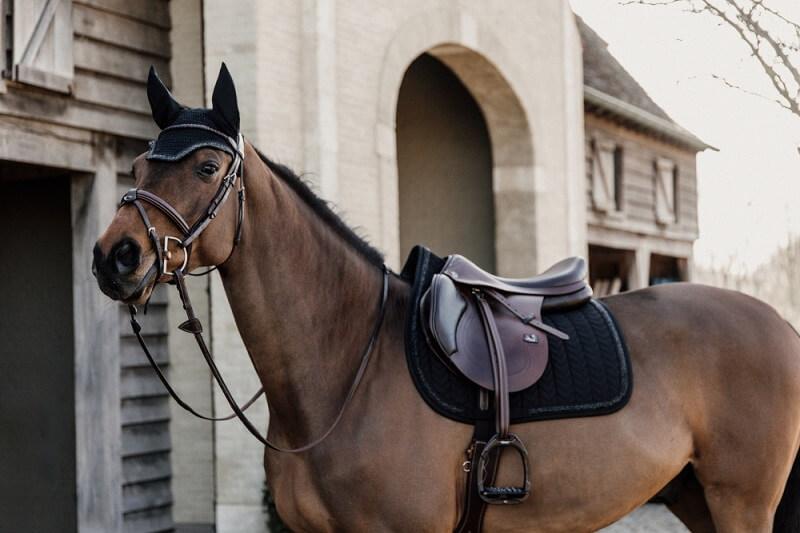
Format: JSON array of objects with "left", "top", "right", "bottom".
[{"left": 93, "top": 64, "right": 800, "bottom": 532}]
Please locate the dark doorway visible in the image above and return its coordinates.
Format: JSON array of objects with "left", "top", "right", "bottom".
[
  {"left": 396, "top": 53, "right": 496, "bottom": 271},
  {"left": 588, "top": 245, "right": 634, "bottom": 296},
  {"left": 0, "top": 173, "right": 76, "bottom": 532},
  {"left": 649, "top": 253, "right": 687, "bottom": 285}
]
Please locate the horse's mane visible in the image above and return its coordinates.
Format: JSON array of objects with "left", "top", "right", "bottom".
[{"left": 254, "top": 148, "right": 385, "bottom": 267}]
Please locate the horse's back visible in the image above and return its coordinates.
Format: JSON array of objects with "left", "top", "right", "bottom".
[{"left": 604, "top": 282, "right": 800, "bottom": 391}]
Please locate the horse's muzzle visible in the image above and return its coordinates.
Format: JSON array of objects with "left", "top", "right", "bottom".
[{"left": 93, "top": 239, "right": 156, "bottom": 302}]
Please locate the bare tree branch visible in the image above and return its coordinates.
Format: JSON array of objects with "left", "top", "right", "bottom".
[
  {"left": 701, "top": 0, "right": 798, "bottom": 114},
  {"left": 621, "top": 0, "right": 800, "bottom": 118},
  {"left": 712, "top": 73, "right": 794, "bottom": 112}
]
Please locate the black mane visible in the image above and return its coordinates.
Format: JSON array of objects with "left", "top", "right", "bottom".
[{"left": 254, "top": 148, "right": 385, "bottom": 267}]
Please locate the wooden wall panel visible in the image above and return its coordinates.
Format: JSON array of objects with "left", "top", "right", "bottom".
[
  {"left": 73, "top": 4, "right": 170, "bottom": 57},
  {"left": 1, "top": 0, "right": 169, "bottom": 142},
  {"left": 77, "top": 0, "right": 170, "bottom": 27},
  {"left": 585, "top": 113, "right": 700, "bottom": 242}
]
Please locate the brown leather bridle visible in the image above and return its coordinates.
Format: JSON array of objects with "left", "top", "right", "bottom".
[
  {"left": 120, "top": 129, "right": 246, "bottom": 280},
  {"left": 120, "top": 131, "right": 389, "bottom": 453}
]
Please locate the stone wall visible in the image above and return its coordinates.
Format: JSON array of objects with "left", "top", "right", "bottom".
[{"left": 190, "top": 2, "right": 587, "bottom": 530}]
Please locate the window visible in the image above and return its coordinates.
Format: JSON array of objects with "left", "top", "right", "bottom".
[
  {"left": 613, "top": 145, "right": 624, "bottom": 210},
  {"left": 2, "top": 0, "right": 73, "bottom": 94},
  {"left": 591, "top": 138, "right": 622, "bottom": 213},
  {"left": 654, "top": 157, "right": 677, "bottom": 224}
]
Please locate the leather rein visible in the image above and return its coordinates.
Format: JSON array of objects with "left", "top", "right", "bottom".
[{"left": 120, "top": 130, "right": 389, "bottom": 453}]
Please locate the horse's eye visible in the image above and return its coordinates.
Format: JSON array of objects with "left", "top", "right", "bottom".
[{"left": 198, "top": 162, "right": 219, "bottom": 178}]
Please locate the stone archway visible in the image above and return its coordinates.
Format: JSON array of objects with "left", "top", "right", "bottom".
[
  {"left": 396, "top": 53, "right": 496, "bottom": 271},
  {"left": 375, "top": 9, "right": 537, "bottom": 276}
]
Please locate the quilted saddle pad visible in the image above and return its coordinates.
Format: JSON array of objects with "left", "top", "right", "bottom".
[{"left": 401, "top": 246, "right": 633, "bottom": 424}]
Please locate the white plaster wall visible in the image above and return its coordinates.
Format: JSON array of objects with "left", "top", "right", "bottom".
[
  {"left": 203, "top": 0, "right": 585, "bottom": 270},
  {"left": 197, "top": 1, "right": 585, "bottom": 530},
  {"left": 209, "top": 277, "right": 268, "bottom": 533}
]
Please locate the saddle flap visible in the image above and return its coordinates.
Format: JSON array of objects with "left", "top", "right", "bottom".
[{"left": 421, "top": 273, "right": 549, "bottom": 393}]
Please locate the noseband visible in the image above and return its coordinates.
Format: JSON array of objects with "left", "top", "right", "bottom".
[{"left": 117, "top": 129, "right": 389, "bottom": 454}]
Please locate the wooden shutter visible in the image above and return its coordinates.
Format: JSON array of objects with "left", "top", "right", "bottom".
[
  {"left": 655, "top": 157, "right": 676, "bottom": 224},
  {"left": 591, "top": 139, "right": 617, "bottom": 213},
  {"left": 8, "top": 0, "right": 73, "bottom": 93}
]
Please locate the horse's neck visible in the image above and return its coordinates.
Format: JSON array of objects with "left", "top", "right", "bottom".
[{"left": 218, "top": 157, "right": 384, "bottom": 446}]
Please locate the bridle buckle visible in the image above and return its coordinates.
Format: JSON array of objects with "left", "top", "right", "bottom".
[{"left": 162, "top": 235, "right": 189, "bottom": 276}]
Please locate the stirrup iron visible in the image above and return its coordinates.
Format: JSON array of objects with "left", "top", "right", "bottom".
[{"left": 476, "top": 433, "right": 531, "bottom": 504}]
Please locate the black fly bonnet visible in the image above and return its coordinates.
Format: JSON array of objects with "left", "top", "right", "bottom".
[{"left": 147, "top": 63, "right": 242, "bottom": 162}]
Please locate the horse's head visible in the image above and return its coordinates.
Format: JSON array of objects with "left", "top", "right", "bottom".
[{"left": 93, "top": 64, "right": 245, "bottom": 304}]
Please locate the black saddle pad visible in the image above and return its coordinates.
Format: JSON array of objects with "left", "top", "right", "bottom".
[{"left": 401, "top": 246, "right": 633, "bottom": 424}]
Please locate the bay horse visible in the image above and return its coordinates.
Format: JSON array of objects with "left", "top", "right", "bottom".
[{"left": 93, "top": 65, "right": 800, "bottom": 532}]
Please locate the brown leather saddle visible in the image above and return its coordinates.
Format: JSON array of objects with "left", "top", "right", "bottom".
[{"left": 420, "top": 254, "right": 591, "bottom": 505}]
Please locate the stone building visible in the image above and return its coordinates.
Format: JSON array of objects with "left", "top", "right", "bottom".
[{"left": 0, "top": 1, "right": 706, "bottom": 532}]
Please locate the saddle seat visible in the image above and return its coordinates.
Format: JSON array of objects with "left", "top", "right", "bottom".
[{"left": 440, "top": 255, "right": 592, "bottom": 313}]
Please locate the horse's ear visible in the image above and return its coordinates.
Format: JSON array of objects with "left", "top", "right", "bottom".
[
  {"left": 147, "top": 66, "right": 181, "bottom": 129},
  {"left": 211, "top": 63, "right": 240, "bottom": 132}
]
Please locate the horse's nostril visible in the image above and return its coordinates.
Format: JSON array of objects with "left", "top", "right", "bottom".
[{"left": 113, "top": 240, "right": 141, "bottom": 274}]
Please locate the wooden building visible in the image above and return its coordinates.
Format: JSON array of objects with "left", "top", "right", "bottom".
[
  {"left": 578, "top": 17, "right": 713, "bottom": 295},
  {"left": 0, "top": 1, "right": 173, "bottom": 531}
]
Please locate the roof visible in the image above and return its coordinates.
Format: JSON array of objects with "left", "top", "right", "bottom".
[{"left": 577, "top": 16, "right": 715, "bottom": 152}]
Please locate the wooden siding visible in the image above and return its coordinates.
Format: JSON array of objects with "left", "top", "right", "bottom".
[
  {"left": 0, "top": 0, "right": 168, "bottom": 147},
  {"left": 584, "top": 113, "right": 699, "bottom": 242},
  {"left": 117, "top": 141, "right": 175, "bottom": 532}
]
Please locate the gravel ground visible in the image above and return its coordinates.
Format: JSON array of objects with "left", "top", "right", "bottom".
[{"left": 598, "top": 504, "right": 688, "bottom": 532}]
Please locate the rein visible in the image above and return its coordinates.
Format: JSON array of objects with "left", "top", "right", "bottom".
[
  {"left": 128, "top": 266, "right": 388, "bottom": 453},
  {"left": 121, "top": 133, "right": 389, "bottom": 453}
]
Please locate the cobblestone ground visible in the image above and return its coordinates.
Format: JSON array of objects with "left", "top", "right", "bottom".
[{"left": 598, "top": 504, "right": 688, "bottom": 532}]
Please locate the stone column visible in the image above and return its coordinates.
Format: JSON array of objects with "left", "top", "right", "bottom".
[{"left": 302, "top": 0, "right": 339, "bottom": 202}]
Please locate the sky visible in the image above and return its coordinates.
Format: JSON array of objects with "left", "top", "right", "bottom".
[{"left": 570, "top": 0, "right": 800, "bottom": 273}]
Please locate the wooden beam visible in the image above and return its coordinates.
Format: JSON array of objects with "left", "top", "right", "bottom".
[
  {"left": 0, "top": 116, "right": 94, "bottom": 171},
  {"left": 72, "top": 133, "right": 123, "bottom": 532},
  {"left": 14, "top": 64, "right": 73, "bottom": 94},
  {"left": 74, "top": 38, "right": 171, "bottom": 86},
  {"left": 75, "top": 0, "right": 170, "bottom": 29},
  {"left": 0, "top": 86, "right": 157, "bottom": 140},
  {"left": 73, "top": 70, "right": 148, "bottom": 114},
  {"left": 73, "top": 3, "right": 170, "bottom": 58}
]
